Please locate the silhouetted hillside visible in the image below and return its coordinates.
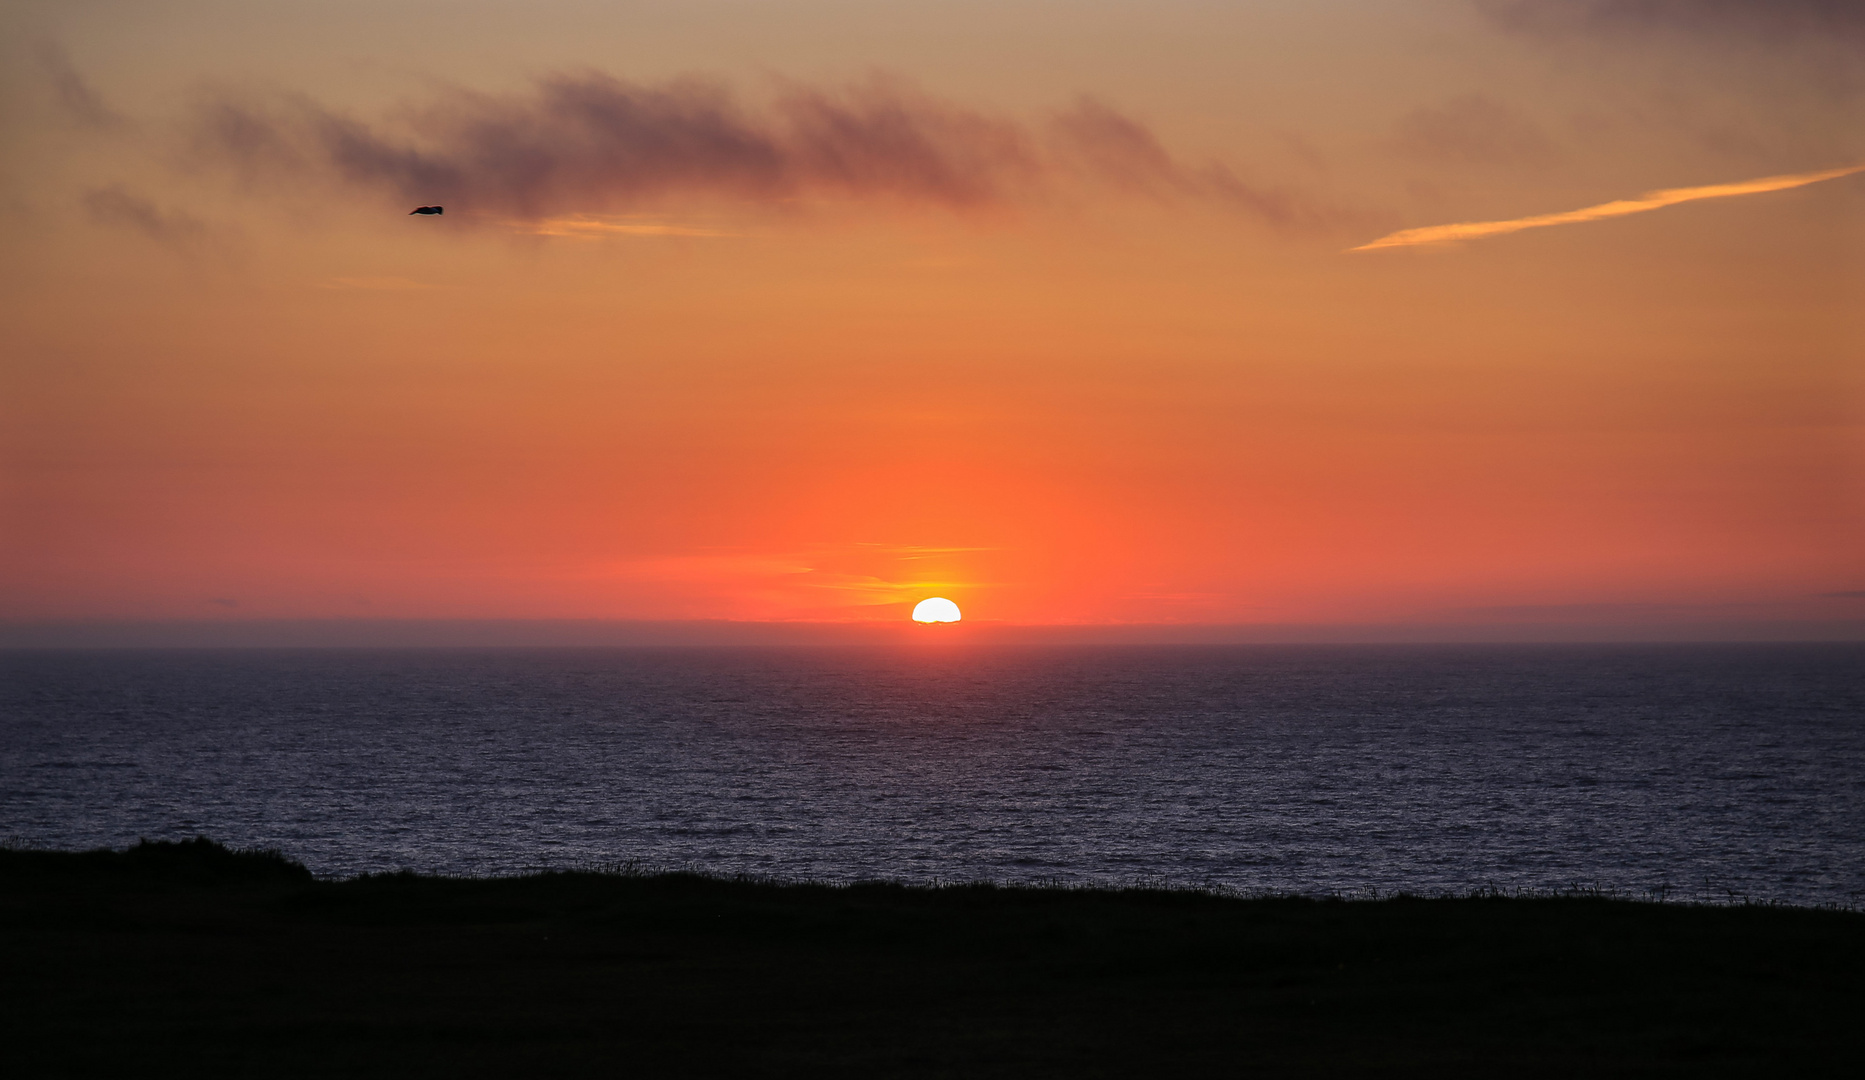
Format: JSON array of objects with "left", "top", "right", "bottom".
[{"left": 4, "top": 840, "right": 1861, "bottom": 1077}]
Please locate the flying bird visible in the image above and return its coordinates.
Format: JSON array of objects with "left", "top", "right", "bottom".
[{"left": 409, "top": 206, "right": 443, "bottom": 216}]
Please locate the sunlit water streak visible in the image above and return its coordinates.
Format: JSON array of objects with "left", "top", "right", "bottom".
[{"left": 3, "top": 645, "right": 1860, "bottom": 905}]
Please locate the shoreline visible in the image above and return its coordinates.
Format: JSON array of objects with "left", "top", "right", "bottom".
[{"left": 10, "top": 837, "right": 1852, "bottom": 911}]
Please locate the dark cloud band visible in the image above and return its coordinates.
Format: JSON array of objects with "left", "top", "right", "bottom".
[{"left": 191, "top": 73, "right": 1331, "bottom": 228}]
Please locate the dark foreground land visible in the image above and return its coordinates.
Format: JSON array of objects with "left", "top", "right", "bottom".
[{"left": 4, "top": 841, "right": 1862, "bottom": 1078}]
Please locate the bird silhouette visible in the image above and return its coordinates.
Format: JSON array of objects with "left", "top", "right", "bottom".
[{"left": 409, "top": 206, "right": 443, "bottom": 216}]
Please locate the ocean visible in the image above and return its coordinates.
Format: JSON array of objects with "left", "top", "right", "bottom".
[{"left": 3, "top": 644, "right": 1861, "bottom": 905}]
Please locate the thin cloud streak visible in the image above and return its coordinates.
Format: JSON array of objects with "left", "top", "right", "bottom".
[
  {"left": 317, "top": 277, "right": 439, "bottom": 291},
  {"left": 1351, "top": 163, "right": 1863, "bottom": 250},
  {"left": 516, "top": 215, "right": 739, "bottom": 238}
]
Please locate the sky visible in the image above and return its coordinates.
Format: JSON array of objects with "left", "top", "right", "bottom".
[{"left": 2, "top": 0, "right": 1862, "bottom": 635}]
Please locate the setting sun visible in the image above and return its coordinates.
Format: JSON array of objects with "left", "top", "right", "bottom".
[{"left": 911, "top": 598, "right": 962, "bottom": 624}]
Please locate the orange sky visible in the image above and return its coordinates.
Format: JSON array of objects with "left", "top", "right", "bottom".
[{"left": 2, "top": 1, "right": 1862, "bottom": 634}]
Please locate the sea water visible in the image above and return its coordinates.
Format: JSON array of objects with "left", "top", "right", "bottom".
[{"left": 2, "top": 644, "right": 1860, "bottom": 905}]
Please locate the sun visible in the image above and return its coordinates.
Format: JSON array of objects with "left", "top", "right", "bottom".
[{"left": 911, "top": 597, "right": 962, "bottom": 623}]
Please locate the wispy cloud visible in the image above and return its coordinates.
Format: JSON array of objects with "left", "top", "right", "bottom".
[
  {"left": 188, "top": 71, "right": 1337, "bottom": 230},
  {"left": 1351, "top": 163, "right": 1863, "bottom": 250},
  {"left": 1481, "top": 0, "right": 1865, "bottom": 45},
  {"left": 81, "top": 185, "right": 212, "bottom": 248},
  {"left": 1049, "top": 97, "right": 1343, "bottom": 228},
  {"left": 1391, "top": 95, "right": 1554, "bottom": 166},
  {"left": 887, "top": 545, "right": 996, "bottom": 559},
  {"left": 35, "top": 42, "right": 125, "bottom": 129}
]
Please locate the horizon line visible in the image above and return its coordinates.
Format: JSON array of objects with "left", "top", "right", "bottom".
[{"left": 4, "top": 616, "right": 1863, "bottom": 648}]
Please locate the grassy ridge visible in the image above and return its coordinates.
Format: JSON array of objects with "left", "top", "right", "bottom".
[{"left": 3, "top": 840, "right": 1862, "bottom": 1077}]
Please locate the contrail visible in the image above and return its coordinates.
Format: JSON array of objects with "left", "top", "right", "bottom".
[{"left": 1351, "top": 163, "right": 1865, "bottom": 251}]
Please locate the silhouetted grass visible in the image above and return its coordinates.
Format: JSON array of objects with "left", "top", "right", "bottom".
[
  {"left": 2, "top": 836, "right": 313, "bottom": 886},
  {"left": 4, "top": 839, "right": 1862, "bottom": 1077}
]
